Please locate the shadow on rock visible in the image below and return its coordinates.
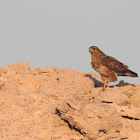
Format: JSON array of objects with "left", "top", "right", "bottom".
[
  {"left": 84, "top": 74, "right": 135, "bottom": 89},
  {"left": 84, "top": 74, "right": 104, "bottom": 88},
  {"left": 115, "top": 80, "right": 136, "bottom": 87}
]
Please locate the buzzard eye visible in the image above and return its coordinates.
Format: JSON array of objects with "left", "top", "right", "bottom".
[{"left": 93, "top": 48, "right": 96, "bottom": 50}]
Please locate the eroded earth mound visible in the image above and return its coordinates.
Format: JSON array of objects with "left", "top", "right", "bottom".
[{"left": 0, "top": 63, "right": 139, "bottom": 140}]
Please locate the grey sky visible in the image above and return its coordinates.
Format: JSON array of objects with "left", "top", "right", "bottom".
[{"left": 0, "top": 0, "right": 139, "bottom": 84}]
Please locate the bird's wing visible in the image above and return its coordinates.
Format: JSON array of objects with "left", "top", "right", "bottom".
[{"left": 101, "top": 56, "right": 128, "bottom": 73}]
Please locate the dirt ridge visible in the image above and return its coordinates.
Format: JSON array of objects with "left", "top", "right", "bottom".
[{"left": 0, "top": 63, "right": 139, "bottom": 140}]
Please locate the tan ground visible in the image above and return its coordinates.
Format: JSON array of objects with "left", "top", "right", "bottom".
[{"left": 0, "top": 63, "right": 139, "bottom": 140}]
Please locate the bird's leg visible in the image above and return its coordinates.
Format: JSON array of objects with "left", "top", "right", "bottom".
[
  {"left": 101, "top": 75, "right": 108, "bottom": 91},
  {"left": 107, "top": 80, "right": 110, "bottom": 88},
  {"left": 103, "top": 80, "right": 107, "bottom": 91},
  {"left": 106, "top": 78, "right": 110, "bottom": 88}
]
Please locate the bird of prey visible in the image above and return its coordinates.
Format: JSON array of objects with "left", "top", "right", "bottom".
[{"left": 89, "top": 46, "right": 138, "bottom": 90}]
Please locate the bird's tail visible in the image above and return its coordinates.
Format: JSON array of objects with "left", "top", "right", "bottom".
[{"left": 124, "top": 69, "right": 138, "bottom": 77}]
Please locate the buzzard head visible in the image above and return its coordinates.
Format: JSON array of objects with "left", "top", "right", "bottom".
[{"left": 89, "top": 46, "right": 99, "bottom": 54}]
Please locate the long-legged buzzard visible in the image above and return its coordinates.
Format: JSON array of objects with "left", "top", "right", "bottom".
[{"left": 89, "top": 46, "right": 138, "bottom": 90}]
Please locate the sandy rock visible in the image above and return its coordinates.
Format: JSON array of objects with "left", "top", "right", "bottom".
[
  {"left": 0, "top": 74, "right": 45, "bottom": 92},
  {"left": 35, "top": 67, "right": 57, "bottom": 74},
  {"left": 57, "top": 69, "right": 94, "bottom": 94},
  {"left": 0, "top": 63, "right": 139, "bottom": 140},
  {"left": 57, "top": 94, "right": 122, "bottom": 140},
  {"left": 120, "top": 120, "right": 140, "bottom": 139},
  {"left": 8, "top": 63, "right": 31, "bottom": 74},
  {"left": 130, "top": 87, "right": 140, "bottom": 107},
  {"left": 0, "top": 66, "right": 9, "bottom": 75},
  {"left": 90, "top": 87, "right": 130, "bottom": 106}
]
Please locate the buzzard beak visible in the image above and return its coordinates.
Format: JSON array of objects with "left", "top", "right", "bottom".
[{"left": 89, "top": 47, "right": 93, "bottom": 53}]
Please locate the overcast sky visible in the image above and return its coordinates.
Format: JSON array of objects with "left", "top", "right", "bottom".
[{"left": 0, "top": 0, "right": 139, "bottom": 84}]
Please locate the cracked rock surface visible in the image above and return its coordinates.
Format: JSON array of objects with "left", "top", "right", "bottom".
[{"left": 0, "top": 63, "right": 139, "bottom": 140}]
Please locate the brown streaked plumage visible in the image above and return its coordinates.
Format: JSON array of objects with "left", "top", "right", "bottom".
[{"left": 89, "top": 46, "right": 138, "bottom": 90}]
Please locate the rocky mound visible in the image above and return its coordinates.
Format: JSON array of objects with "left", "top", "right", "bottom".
[{"left": 0, "top": 63, "right": 139, "bottom": 140}]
